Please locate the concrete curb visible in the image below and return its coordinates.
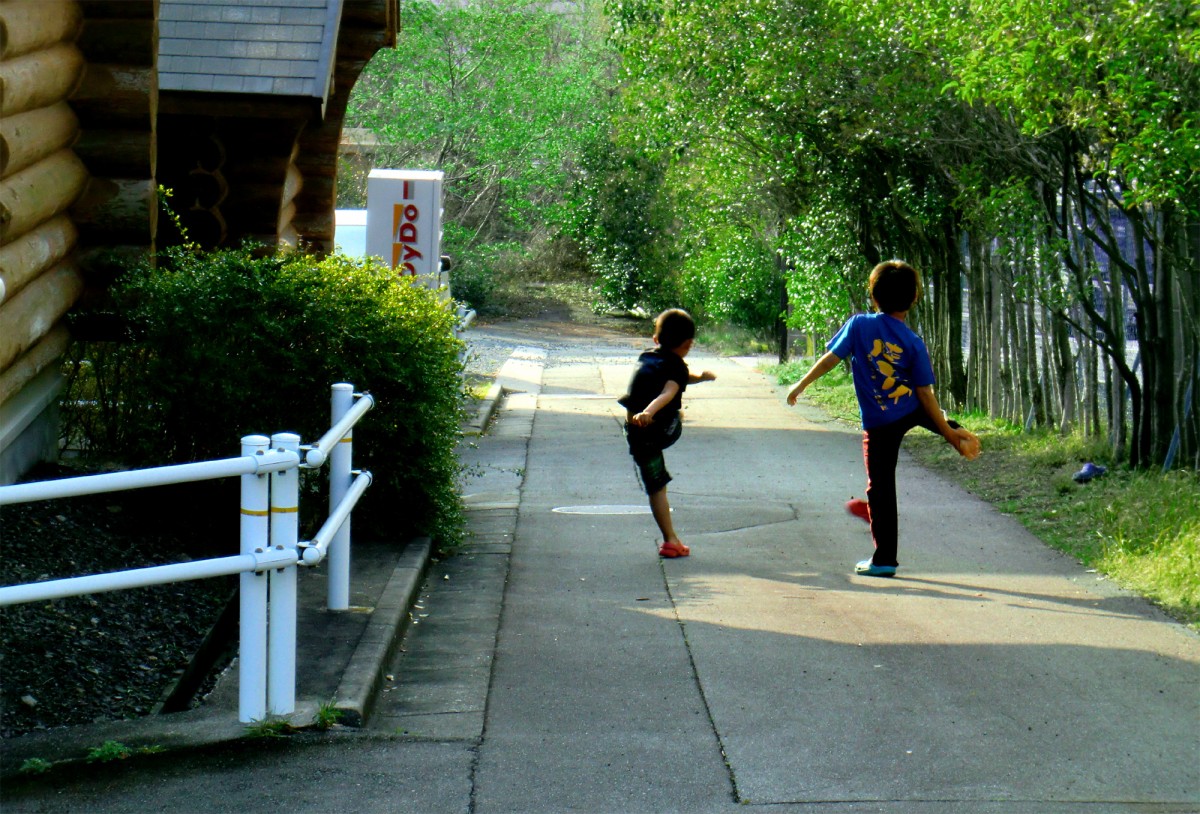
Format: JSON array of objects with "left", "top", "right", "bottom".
[
  {"left": 0, "top": 538, "right": 436, "bottom": 779},
  {"left": 331, "top": 538, "right": 433, "bottom": 727},
  {"left": 463, "top": 378, "right": 505, "bottom": 436}
]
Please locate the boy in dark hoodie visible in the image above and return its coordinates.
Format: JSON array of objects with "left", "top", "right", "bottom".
[{"left": 619, "top": 309, "right": 716, "bottom": 558}]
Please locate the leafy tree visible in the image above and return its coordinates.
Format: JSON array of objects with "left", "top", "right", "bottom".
[
  {"left": 864, "top": 0, "right": 1200, "bottom": 466},
  {"left": 597, "top": 0, "right": 1198, "bottom": 468},
  {"left": 342, "top": 0, "right": 615, "bottom": 298}
]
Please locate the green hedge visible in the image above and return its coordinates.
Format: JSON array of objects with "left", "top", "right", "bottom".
[{"left": 64, "top": 246, "right": 465, "bottom": 546}]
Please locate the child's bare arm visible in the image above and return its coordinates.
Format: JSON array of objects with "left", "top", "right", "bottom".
[
  {"left": 915, "top": 385, "right": 980, "bottom": 459},
  {"left": 630, "top": 380, "right": 682, "bottom": 427},
  {"left": 786, "top": 351, "right": 841, "bottom": 405}
]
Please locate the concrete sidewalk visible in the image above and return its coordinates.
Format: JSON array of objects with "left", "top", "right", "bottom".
[{"left": 3, "top": 328, "right": 1197, "bottom": 813}]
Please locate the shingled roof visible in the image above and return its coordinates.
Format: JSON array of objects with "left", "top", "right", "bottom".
[{"left": 158, "top": 0, "right": 343, "bottom": 104}]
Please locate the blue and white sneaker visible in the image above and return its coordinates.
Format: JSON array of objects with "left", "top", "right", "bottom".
[{"left": 855, "top": 559, "right": 897, "bottom": 577}]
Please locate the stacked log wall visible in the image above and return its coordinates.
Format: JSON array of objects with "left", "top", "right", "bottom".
[
  {"left": 70, "top": 0, "right": 157, "bottom": 263},
  {"left": 0, "top": 0, "right": 395, "bottom": 482},
  {"left": 0, "top": 0, "right": 88, "bottom": 482}
]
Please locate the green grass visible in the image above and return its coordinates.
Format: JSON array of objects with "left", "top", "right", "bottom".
[
  {"left": 771, "top": 359, "right": 861, "bottom": 424},
  {"left": 696, "top": 323, "right": 777, "bottom": 356},
  {"left": 767, "top": 359, "right": 1200, "bottom": 628}
]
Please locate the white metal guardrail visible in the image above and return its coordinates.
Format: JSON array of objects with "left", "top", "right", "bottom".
[{"left": 0, "top": 383, "right": 375, "bottom": 723}]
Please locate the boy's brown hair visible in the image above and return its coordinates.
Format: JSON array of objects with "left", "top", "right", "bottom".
[
  {"left": 654, "top": 308, "right": 696, "bottom": 351},
  {"left": 868, "top": 260, "right": 922, "bottom": 315}
]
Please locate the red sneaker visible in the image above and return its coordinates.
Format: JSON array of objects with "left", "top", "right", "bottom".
[
  {"left": 658, "top": 540, "right": 690, "bottom": 558},
  {"left": 845, "top": 498, "right": 871, "bottom": 524}
]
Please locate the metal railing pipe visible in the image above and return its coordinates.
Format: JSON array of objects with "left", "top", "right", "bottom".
[
  {"left": 0, "top": 383, "right": 378, "bottom": 724},
  {"left": 0, "top": 554, "right": 262, "bottom": 607},
  {"left": 300, "top": 471, "right": 373, "bottom": 566},
  {"left": 0, "top": 449, "right": 299, "bottom": 506},
  {"left": 239, "top": 435, "right": 271, "bottom": 723},
  {"left": 303, "top": 389, "right": 374, "bottom": 469},
  {"left": 326, "top": 385, "right": 354, "bottom": 608},
  {"left": 268, "top": 433, "right": 300, "bottom": 715}
]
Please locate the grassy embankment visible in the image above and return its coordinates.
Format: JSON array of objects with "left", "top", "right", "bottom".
[{"left": 768, "top": 359, "right": 1200, "bottom": 629}]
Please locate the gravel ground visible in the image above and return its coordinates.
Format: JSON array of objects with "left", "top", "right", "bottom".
[{"left": 0, "top": 477, "right": 233, "bottom": 738}]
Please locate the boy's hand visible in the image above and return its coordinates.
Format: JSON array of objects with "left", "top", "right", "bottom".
[
  {"left": 630, "top": 411, "right": 654, "bottom": 427},
  {"left": 786, "top": 381, "right": 805, "bottom": 406},
  {"left": 954, "top": 429, "right": 982, "bottom": 460},
  {"left": 699, "top": 370, "right": 716, "bottom": 382}
]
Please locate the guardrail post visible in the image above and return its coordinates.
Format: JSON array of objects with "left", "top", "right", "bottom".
[
  {"left": 268, "top": 432, "right": 300, "bottom": 716},
  {"left": 328, "top": 384, "right": 354, "bottom": 610},
  {"left": 239, "top": 435, "right": 271, "bottom": 722}
]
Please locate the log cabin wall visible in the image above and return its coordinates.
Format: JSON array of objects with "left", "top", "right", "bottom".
[
  {"left": 155, "top": 105, "right": 310, "bottom": 248},
  {"left": 70, "top": 0, "right": 158, "bottom": 263},
  {"left": 0, "top": 1, "right": 89, "bottom": 484},
  {"left": 156, "top": 0, "right": 398, "bottom": 252},
  {"left": 0, "top": 0, "right": 397, "bottom": 484}
]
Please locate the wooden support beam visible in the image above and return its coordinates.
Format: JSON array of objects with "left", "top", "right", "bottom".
[
  {"left": 71, "top": 177, "right": 156, "bottom": 244},
  {"left": 75, "top": 1, "right": 155, "bottom": 20},
  {"left": 73, "top": 129, "right": 154, "bottom": 177},
  {"left": 291, "top": 211, "right": 334, "bottom": 242},
  {"left": 281, "top": 164, "right": 303, "bottom": 209},
  {"left": 0, "top": 260, "right": 84, "bottom": 372},
  {"left": 340, "top": 0, "right": 394, "bottom": 29},
  {"left": 278, "top": 224, "right": 299, "bottom": 251},
  {"left": 157, "top": 92, "right": 316, "bottom": 122},
  {"left": 77, "top": 18, "right": 155, "bottom": 66},
  {"left": 0, "top": 214, "right": 76, "bottom": 304},
  {"left": 293, "top": 174, "right": 335, "bottom": 205},
  {"left": 0, "top": 102, "right": 80, "bottom": 180},
  {"left": 69, "top": 63, "right": 154, "bottom": 127},
  {"left": 276, "top": 201, "right": 297, "bottom": 240},
  {"left": 0, "top": 43, "right": 86, "bottom": 117},
  {"left": 0, "top": 149, "right": 90, "bottom": 245},
  {"left": 0, "top": 2, "right": 83, "bottom": 61}
]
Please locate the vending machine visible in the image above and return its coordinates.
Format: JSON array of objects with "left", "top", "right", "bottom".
[{"left": 365, "top": 169, "right": 445, "bottom": 290}]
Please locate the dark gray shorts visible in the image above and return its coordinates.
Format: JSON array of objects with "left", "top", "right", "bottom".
[{"left": 624, "top": 416, "right": 681, "bottom": 495}]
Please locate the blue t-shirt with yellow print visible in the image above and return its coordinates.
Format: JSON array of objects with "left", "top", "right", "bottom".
[{"left": 827, "top": 313, "right": 935, "bottom": 429}]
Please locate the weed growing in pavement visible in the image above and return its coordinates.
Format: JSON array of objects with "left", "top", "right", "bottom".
[
  {"left": 86, "top": 741, "right": 132, "bottom": 763},
  {"left": 313, "top": 701, "right": 343, "bottom": 731},
  {"left": 245, "top": 717, "right": 297, "bottom": 738},
  {"left": 20, "top": 758, "right": 52, "bottom": 775}
]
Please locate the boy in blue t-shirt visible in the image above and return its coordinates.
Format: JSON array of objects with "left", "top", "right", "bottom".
[
  {"left": 619, "top": 309, "right": 716, "bottom": 558},
  {"left": 787, "top": 260, "right": 980, "bottom": 576}
]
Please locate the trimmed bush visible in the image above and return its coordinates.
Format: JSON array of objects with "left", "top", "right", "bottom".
[{"left": 64, "top": 246, "right": 465, "bottom": 546}]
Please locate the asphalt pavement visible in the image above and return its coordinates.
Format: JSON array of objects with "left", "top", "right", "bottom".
[{"left": 2, "top": 322, "right": 1197, "bottom": 813}]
